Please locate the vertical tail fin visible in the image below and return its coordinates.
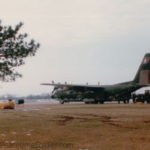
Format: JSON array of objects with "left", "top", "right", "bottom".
[{"left": 133, "top": 53, "right": 150, "bottom": 85}]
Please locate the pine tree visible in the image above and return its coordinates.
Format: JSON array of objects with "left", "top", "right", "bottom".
[{"left": 0, "top": 21, "right": 40, "bottom": 81}]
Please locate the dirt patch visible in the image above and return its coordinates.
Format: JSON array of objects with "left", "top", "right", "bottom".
[
  {"left": 144, "top": 120, "right": 150, "bottom": 123},
  {"left": 57, "top": 116, "right": 74, "bottom": 126},
  {"left": 56, "top": 115, "right": 96, "bottom": 125},
  {"left": 79, "top": 113, "right": 100, "bottom": 118},
  {"left": 56, "top": 114, "right": 139, "bottom": 129},
  {"left": 100, "top": 115, "right": 138, "bottom": 129}
]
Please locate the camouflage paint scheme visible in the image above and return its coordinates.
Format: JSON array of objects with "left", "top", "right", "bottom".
[{"left": 42, "top": 54, "right": 150, "bottom": 104}]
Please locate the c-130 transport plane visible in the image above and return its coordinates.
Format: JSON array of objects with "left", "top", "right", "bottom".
[{"left": 41, "top": 53, "right": 150, "bottom": 104}]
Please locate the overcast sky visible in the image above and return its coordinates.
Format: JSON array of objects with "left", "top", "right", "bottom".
[{"left": 0, "top": 0, "right": 150, "bottom": 96}]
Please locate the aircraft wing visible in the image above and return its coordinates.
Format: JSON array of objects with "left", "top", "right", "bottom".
[{"left": 41, "top": 83, "right": 103, "bottom": 89}]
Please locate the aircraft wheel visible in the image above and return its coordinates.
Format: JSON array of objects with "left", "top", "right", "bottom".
[
  {"left": 147, "top": 100, "right": 150, "bottom": 104},
  {"left": 99, "top": 101, "right": 104, "bottom": 104},
  {"left": 94, "top": 101, "right": 98, "bottom": 104},
  {"left": 91, "top": 101, "right": 98, "bottom": 104},
  {"left": 136, "top": 99, "right": 144, "bottom": 103}
]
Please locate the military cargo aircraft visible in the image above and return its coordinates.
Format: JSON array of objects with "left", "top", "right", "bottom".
[{"left": 41, "top": 53, "right": 150, "bottom": 104}]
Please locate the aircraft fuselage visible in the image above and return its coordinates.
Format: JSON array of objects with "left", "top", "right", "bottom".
[{"left": 51, "top": 81, "right": 143, "bottom": 104}]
